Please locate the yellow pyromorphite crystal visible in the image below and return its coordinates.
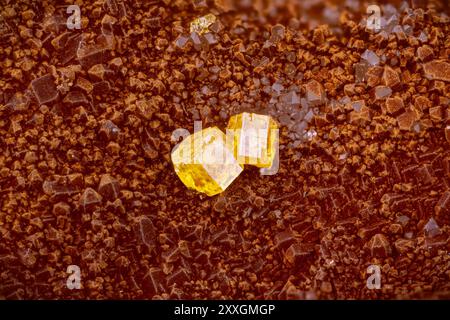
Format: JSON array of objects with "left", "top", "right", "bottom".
[
  {"left": 227, "top": 112, "right": 278, "bottom": 168},
  {"left": 171, "top": 127, "right": 243, "bottom": 196},
  {"left": 190, "top": 13, "right": 216, "bottom": 35}
]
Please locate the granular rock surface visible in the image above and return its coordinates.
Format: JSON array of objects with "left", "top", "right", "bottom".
[{"left": 0, "top": 0, "right": 449, "bottom": 299}]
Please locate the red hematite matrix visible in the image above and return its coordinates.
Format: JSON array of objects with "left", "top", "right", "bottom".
[{"left": 0, "top": 0, "right": 449, "bottom": 300}]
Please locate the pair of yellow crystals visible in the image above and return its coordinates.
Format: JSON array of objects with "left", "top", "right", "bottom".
[{"left": 171, "top": 113, "right": 279, "bottom": 196}]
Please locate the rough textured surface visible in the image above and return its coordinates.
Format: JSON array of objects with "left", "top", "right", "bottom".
[{"left": 0, "top": 0, "right": 449, "bottom": 300}]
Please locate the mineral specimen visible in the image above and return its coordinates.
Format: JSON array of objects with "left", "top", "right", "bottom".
[
  {"left": 31, "top": 74, "right": 58, "bottom": 105},
  {"left": 422, "top": 60, "right": 450, "bottom": 82},
  {"left": 190, "top": 14, "right": 216, "bottom": 35},
  {"left": 171, "top": 127, "right": 243, "bottom": 196},
  {"left": 227, "top": 112, "right": 278, "bottom": 168}
]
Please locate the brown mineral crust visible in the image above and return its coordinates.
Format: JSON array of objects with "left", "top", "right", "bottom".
[
  {"left": 384, "top": 97, "right": 404, "bottom": 114},
  {"left": 382, "top": 66, "right": 401, "bottom": 89},
  {"left": 429, "top": 106, "right": 443, "bottom": 122},
  {"left": 354, "top": 62, "right": 368, "bottom": 83},
  {"left": 445, "top": 126, "right": 450, "bottom": 143},
  {"left": 56, "top": 33, "right": 82, "bottom": 65},
  {"left": 394, "top": 238, "right": 416, "bottom": 254},
  {"left": 349, "top": 105, "right": 371, "bottom": 125},
  {"left": 30, "top": 74, "right": 59, "bottom": 105},
  {"left": 274, "top": 230, "right": 296, "bottom": 249},
  {"left": 435, "top": 191, "right": 450, "bottom": 216},
  {"left": 414, "top": 96, "right": 431, "bottom": 111},
  {"left": 365, "top": 234, "right": 392, "bottom": 258},
  {"left": 63, "top": 91, "right": 88, "bottom": 107},
  {"left": 98, "top": 119, "right": 120, "bottom": 141},
  {"left": 284, "top": 243, "right": 315, "bottom": 265},
  {"left": 374, "top": 85, "right": 392, "bottom": 100},
  {"left": 366, "top": 66, "right": 383, "bottom": 87},
  {"left": 423, "top": 60, "right": 450, "bottom": 82},
  {"left": 75, "top": 77, "right": 94, "bottom": 94},
  {"left": 77, "top": 42, "right": 108, "bottom": 70},
  {"left": 0, "top": 0, "right": 449, "bottom": 301},
  {"left": 397, "top": 108, "right": 418, "bottom": 131},
  {"left": 305, "top": 80, "right": 326, "bottom": 107},
  {"left": 98, "top": 174, "right": 120, "bottom": 200},
  {"left": 52, "top": 202, "right": 71, "bottom": 216},
  {"left": 417, "top": 45, "right": 434, "bottom": 62}
]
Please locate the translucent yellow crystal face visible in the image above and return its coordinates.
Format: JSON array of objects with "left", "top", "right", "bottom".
[
  {"left": 227, "top": 113, "right": 278, "bottom": 168},
  {"left": 190, "top": 14, "right": 216, "bottom": 35},
  {"left": 171, "top": 127, "right": 243, "bottom": 196}
]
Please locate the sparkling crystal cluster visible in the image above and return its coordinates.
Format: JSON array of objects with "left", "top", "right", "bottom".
[
  {"left": 189, "top": 14, "right": 216, "bottom": 35},
  {"left": 171, "top": 113, "right": 278, "bottom": 196}
]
